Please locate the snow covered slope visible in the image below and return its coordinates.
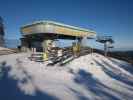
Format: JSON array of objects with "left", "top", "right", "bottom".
[
  {"left": 0, "top": 47, "right": 16, "bottom": 55},
  {"left": 0, "top": 53, "right": 133, "bottom": 100}
]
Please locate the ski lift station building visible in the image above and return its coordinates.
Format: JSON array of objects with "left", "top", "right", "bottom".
[{"left": 20, "top": 20, "right": 96, "bottom": 52}]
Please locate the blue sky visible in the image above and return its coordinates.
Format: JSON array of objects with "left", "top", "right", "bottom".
[{"left": 0, "top": 0, "right": 133, "bottom": 50}]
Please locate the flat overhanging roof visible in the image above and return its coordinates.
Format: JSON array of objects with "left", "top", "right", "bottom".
[{"left": 21, "top": 20, "right": 96, "bottom": 38}]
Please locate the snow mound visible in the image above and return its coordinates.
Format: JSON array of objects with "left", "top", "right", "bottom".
[
  {"left": 0, "top": 53, "right": 133, "bottom": 100},
  {"left": 0, "top": 47, "right": 12, "bottom": 51},
  {"left": 0, "top": 47, "right": 15, "bottom": 55}
]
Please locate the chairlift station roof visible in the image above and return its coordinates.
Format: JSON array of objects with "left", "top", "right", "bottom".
[{"left": 21, "top": 20, "right": 96, "bottom": 39}]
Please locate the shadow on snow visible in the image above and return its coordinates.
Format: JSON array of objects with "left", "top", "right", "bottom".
[
  {"left": 73, "top": 69, "right": 121, "bottom": 100},
  {"left": 0, "top": 61, "right": 59, "bottom": 100},
  {"left": 110, "top": 58, "right": 133, "bottom": 75},
  {"left": 95, "top": 59, "right": 133, "bottom": 87}
]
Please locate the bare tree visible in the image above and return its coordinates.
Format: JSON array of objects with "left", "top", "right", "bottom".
[{"left": 0, "top": 16, "right": 5, "bottom": 47}]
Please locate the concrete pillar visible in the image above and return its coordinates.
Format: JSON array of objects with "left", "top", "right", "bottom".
[{"left": 42, "top": 39, "right": 53, "bottom": 52}]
